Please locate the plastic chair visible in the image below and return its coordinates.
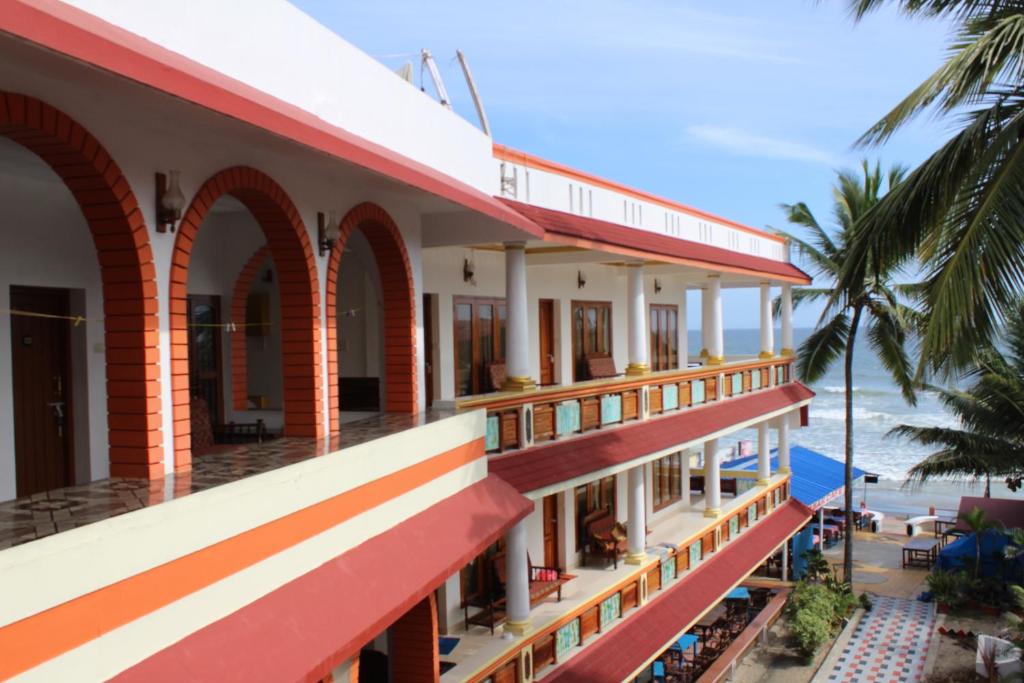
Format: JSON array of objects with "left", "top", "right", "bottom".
[{"left": 653, "top": 660, "right": 666, "bottom": 683}]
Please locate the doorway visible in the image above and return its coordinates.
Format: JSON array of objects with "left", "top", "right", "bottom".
[
  {"left": 453, "top": 296, "right": 507, "bottom": 396},
  {"left": 187, "top": 294, "right": 224, "bottom": 427},
  {"left": 543, "top": 494, "right": 560, "bottom": 568},
  {"left": 539, "top": 299, "right": 555, "bottom": 386},
  {"left": 423, "top": 294, "right": 434, "bottom": 408},
  {"left": 11, "top": 286, "right": 73, "bottom": 497}
]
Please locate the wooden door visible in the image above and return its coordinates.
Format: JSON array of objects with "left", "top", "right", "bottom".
[
  {"left": 571, "top": 300, "right": 612, "bottom": 381},
  {"left": 11, "top": 286, "right": 73, "bottom": 497},
  {"left": 187, "top": 294, "right": 224, "bottom": 425},
  {"left": 423, "top": 294, "right": 434, "bottom": 408},
  {"left": 539, "top": 299, "right": 555, "bottom": 385},
  {"left": 453, "top": 296, "right": 506, "bottom": 396},
  {"left": 543, "top": 494, "right": 559, "bottom": 568}
]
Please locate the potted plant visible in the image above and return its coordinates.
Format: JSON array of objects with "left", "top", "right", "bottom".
[{"left": 926, "top": 570, "right": 967, "bottom": 613}]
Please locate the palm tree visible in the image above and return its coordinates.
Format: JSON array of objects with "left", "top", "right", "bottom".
[
  {"left": 893, "top": 299, "right": 1024, "bottom": 495},
  {"left": 839, "top": 1, "right": 1024, "bottom": 375},
  {"left": 776, "top": 160, "right": 919, "bottom": 584},
  {"left": 959, "top": 505, "right": 1003, "bottom": 579}
]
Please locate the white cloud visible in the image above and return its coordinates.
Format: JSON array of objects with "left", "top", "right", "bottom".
[{"left": 685, "top": 125, "right": 838, "bottom": 165}]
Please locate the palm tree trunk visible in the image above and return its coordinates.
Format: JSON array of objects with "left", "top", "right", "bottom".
[
  {"left": 844, "top": 305, "right": 863, "bottom": 586},
  {"left": 985, "top": 473, "right": 991, "bottom": 498}
]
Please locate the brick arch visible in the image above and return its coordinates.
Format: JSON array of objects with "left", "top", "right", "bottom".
[
  {"left": 171, "top": 167, "right": 322, "bottom": 471},
  {"left": 229, "top": 245, "right": 271, "bottom": 411},
  {"left": 326, "top": 202, "right": 417, "bottom": 433},
  {"left": 0, "top": 92, "right": 162, "bottom": 479}
]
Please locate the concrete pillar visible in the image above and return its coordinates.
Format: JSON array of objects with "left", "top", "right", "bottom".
[
  {"left": 782, "top": 540, "right": 790, "bottom": 582},
  {"left": 390, "top": 593, "right": 440, "bottom": 683},
  {"left": 707, "top": 275, "right": 724, "bottom": 365},
  {"left": 626, "top": 464, "right": 647, "bottom": 563},
  {"left": 505, "top": 518, "right": 531, "bottom": 634},
  {"left": 626, "top": 264, "right": 649, "bottom": 375},
  {"left": 679, "top": 286, "right": 688, "bottom": 366},
  {"left": 777, "top": 414, "right": 791, "bottom": 474},
  {"left": 681, "top": 449, "right": 691, "bottom": 509},
  {"left": 757, "top": 422, "right": 771, "bottom": 486},
  {"left": 704, "top": 439, "right": 721, "bottom": 518},
  {"left": 503, "top": 242, "right": 535, "bottom": 391},
  {"left": 759, "top": 283, "right": 774, "bottom": 358},
  {"left": 700, "top": 285, "right": 711, "bottom": 358},
  {"left": 780, "top": 284, "right": 794, "bottom": 357},
  {"left": 818, "top": 507, "right": 825, "bottom": 551}
]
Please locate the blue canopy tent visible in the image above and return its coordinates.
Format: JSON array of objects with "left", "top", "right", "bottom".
[
  {"left": 724, "top": 445, "right": 868, "bottom": 511},
  {"left": 936, "top": 529, "right": 1019, "bottom": 578}
]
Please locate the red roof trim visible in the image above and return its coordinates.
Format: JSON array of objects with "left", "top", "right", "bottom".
[
  {"left": 499, "top": 199, "right": 812, "bottom": 284},
  {"left": 111, "top": 475, "right": 533, "bottom": 683},
  {"left": 545, "top": 498, "right": 813, "bottom": 682},
  {"left": 0, "top": 0, "right": 544, "bottom": 239},
  {"left": 490, "top": 383, "right": 815, "bottom": 494}
]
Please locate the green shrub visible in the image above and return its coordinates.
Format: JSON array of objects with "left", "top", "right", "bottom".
[
  {"left": 785, "top": 581, "right": 851, "bottom": 659},
  {"left": 859, "top": 592, "right": 873, "bottom": 611},
  {"left": 926, "top": 569, "right": 969, "bottom": 610}
]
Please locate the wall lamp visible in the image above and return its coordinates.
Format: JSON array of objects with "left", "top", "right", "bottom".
[
  {"left": 318, "top": 211, "right": 340, "bottom": 257},
  {"left": 155, "top": 171, "right": 186, "bottom": 233},
  {"left": 463, "top": 257, "right": 476, "bottom": 285},
  {"left": 654, "top": 278, "right": 662, "bottom": 294},
  {"left": 577, "top": 270, "right": 587, "bottom": 289}
]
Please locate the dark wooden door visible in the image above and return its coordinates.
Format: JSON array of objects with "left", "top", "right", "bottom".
[
  {"left": 11, "top": 286, "right": 73, "bottom": 497},
  {"left": 423, "top": 294, "right": 434, "bottom": 408},
  {"left": 539, "top": 299, "right": 555, "bottom": 385},
  {"left": 543, "top": 494, "right": 559, "bottom": 568},
  {"left": 187, "top": 294, "right": 224, "bottom": 425}
]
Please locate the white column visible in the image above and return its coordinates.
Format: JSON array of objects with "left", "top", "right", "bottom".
[
  {"left": 759, "top": 283, "right": 774, "bottom": 359},
  {"left": 626, "top": 264, "right": 649, "bottom": 375},
  {"left": 777, "top": 414, "right": 791, "bottom": 473},
  {"left": 700, "top": 285, "right": 711, "bottom": 358},
  {"left": 503, "top": 242, "right": 535, "bottom": 391},
  {"left": 780, "top": 284, "right": 794, "bottom": 356},
  {"left": 505, "top": 518, "right": 531, "bottom": 634},
  {"left": 818, "top": 507, "right": 825, "bottom": 551},
  {"left": 781, "top": 541, "right": 790, "bottom": 582},
  {"left": 707, "top": 275, "right": 724, "bottom": 365},
  {"left": 626, "top": 464, "right": 647, "bottom": 563},
  {"left": 704, "top": 439, "right": 721, "bottom": 518},
  {"left": 681, "top": 449, "right": 691, "bottom": 509},
  {"left": 679, "top": 285, "right": 688, "bottom": 366},
  {"left": 757, "top": 422, "right": 771, "bottom": 486}
]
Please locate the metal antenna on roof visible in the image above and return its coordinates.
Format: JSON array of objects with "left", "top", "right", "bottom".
[
  {"left": 456, "top": 50, "right": 491, "bottom": 137},
  {"left": 420, "top": 49, "right": 452, "bottom": 109}
]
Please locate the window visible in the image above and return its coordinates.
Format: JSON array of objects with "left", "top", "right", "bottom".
[
  {"left": 652, "top": 453, "right": 682, "bottom": 510},
  {"left": 649, "top": 304, "right": 679, "bottom": 372},
  {"left": 575, "top": 476, "right": 617, "bottom": 551},
  {"left": 454, "top": 296, "right": 507, "bottom": 396},
  {"left": 572, "top": 300, "right": 613, "bottom": 381}
]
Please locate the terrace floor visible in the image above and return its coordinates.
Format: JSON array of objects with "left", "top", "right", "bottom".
[
  {"left": 440, "top": 474, "right": 788, "bottom": 682},
  {"left": 0, "top": 409, "right": 454, "bottom": 550}
]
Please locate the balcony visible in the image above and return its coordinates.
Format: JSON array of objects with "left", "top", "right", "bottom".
[
  {"left": 455, "top": 356, "right": 794, "bottom": 455},
  {"left": 440, "top": 471, "right": 802, "bottom": 682}
]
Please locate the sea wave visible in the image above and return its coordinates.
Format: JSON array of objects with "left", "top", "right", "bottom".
[
  {"left": 815, "top": 385, "right": 893, "bottom": 397},
  {"left": 812, "top": 407, "right": 892, "bottom": 422}
]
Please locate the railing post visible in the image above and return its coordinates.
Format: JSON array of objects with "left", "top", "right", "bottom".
[
  {"left": 625, "top": 263, "right": 649, "bottom": 376},
  {"left": 759, "top": 283, "right": 774, "bottom": 359},
  {"left": 503, "top": 241, "right": 536, "bottom": 391}
]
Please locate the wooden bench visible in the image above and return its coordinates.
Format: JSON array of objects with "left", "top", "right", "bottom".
[
  {"left": 689, "top": 476, "right": 738, "bottom": 496},
  {"left": 586, "top": 355, "right": 621, "bottom": 380},
  {"left": 583, "top": 508, "right": 627, "bottom": 569},
  {"left": 463, "top": 553, "right": 573, "bottom": 634}
]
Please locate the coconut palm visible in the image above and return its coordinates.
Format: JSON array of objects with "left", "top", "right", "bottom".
[
  {"left": 959, "top": 506, "right": 1004, "bottom": 579},
  {"left": 839, "top": 1, "right": 1024, "bottom": 375},
  {"left": 893, "top": 299, "right": 1024, "bottom": 494},
  {"left": 775, "top": 160, "right": 919, "bottom": 584}
]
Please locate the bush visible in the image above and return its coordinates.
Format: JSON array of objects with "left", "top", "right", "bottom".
[
  {"left": 859, "top": 592, "right": 873, "bottom": 611},
  {"left": 785, "top": 581, "right": 853, "bottom": 660},
  {"left": 926, "top": 569, "right": 969, "bottom": 610}
]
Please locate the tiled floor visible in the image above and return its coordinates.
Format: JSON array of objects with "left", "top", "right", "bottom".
[
  {"left": 0, "top": 409, "right": 452, "bottom": 550},
  {"left": 823, "top": 595, "right": 935, "bottom": 683}
]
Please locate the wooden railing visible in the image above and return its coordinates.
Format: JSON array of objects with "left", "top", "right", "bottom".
[{"left": 455, "top": 357, "right": 794, "bottom": 454}]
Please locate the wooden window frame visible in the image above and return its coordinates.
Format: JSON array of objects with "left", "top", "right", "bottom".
[
  {"left": 574, "top": 475, "right": 617, "bottom": 551},
  {"left": 453, "top": 295, "right": 507, "bottom": 397},
  {"left": 571, "top": 300, "right": 613, "bottom": 381},
  {"left": 649, "top": 303, "right": 679, "bottom": 372},
  {"left": 652, "top": 453, "right": 682, "bottom": 511}
]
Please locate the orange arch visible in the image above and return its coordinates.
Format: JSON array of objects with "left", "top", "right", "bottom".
[
  {"left": 326, "top": 202, "right": 417, "bottom": 433},
  {"left": 229, "top": 245, "right": 272, "bottom": 411},
  {"left": 170, "top": 167, "right": 322, "bottom": 471},
  {"left": 0, "top": 92, "right": 162, "bottom": 479}
]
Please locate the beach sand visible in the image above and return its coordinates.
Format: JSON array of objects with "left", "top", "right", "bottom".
[{"left": 859, "top": 478, "right": 1024, "bottom": 520}]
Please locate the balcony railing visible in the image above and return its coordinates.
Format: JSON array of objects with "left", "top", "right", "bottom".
[{"left": 455, "top": 357, "right": 794, "bottom": 454}]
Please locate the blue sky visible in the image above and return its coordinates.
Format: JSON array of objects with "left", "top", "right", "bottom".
[{"left": 294, "top": 0, "right": 953, "bottom": 328}]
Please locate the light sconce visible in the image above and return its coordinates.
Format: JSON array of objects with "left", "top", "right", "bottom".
[
  {"left": 654, "top": 278, "right": 662, "bottom": 294},
  {"left": 155, "top": 170, "right": 186, "bottom": 233},
  {"left": 318, "top": 210, "right": 340, "bottom": 257},
  {"left": 463, "top": 257, "right": 476, "bottom": 285},
  {"left": 577, "top": 270, "right": 587, "bottom": 289}
]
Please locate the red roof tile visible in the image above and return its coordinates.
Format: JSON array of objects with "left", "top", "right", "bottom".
[
  {"left": 111, "top": 475, "right": 532, "bottom": 683},
  {"left": 545, "top": 498, "right": 813, "bottom": 683},
  {"left": 499, "top": 199, "right": 811, "bottom": 284},
  {"left": 490, "top": 383, "right": 815, "bottom": 494},
  {"left": 955, "top": 496, "right": 1024, "bottom": 531}
]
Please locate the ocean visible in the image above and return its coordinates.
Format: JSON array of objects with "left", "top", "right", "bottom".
[{"left": 702, "top": 328, "right": 1022, "bottom": 516}]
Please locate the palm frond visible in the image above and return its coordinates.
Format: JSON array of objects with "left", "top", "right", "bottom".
[{"left": 796, "top": 312, "right": 851, "bottom": 384}]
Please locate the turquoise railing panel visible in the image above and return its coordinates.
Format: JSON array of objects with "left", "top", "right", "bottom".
[
  {"left": 748, "top": 504, "right": 758, "bottom": 526},
  {"left": 661, "top": 557, "right": 675, "bottom": 586},
  {"left": 485, "top": 414, "right": 500, "bottom": 451},
  {"left": 600, "top": 394, "right": 622, "bottom": 424},
  {"left": 691, "top": 379, "right": 705, "bottom": 404},
  {"left": 555, "top": 618, "right": 581, "bottom": 660},
  {"left": 729, "top": 515, "right": 740, "bottom": 537},
  {"left": 599, "top": 592, "right": 621, "bottom": 629},
  {"left": 751, "top": 370, "right": 761, "bottom": 390},
  {"left": 662, "top": 384, "right": 679, "bottom": 411},
  {"left": 556, "top": 400, "right": 581, "bottom": 436},
  {"left": 689, "top": 542, "right": 702, "bottom": 567},
  {"left": 731, "top": 373, "right": 743, "bottom": 395}
]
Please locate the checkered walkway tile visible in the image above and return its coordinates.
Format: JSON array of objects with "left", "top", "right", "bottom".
[{"left": 824, "top": 595, "right": 935, "bottom": 683}]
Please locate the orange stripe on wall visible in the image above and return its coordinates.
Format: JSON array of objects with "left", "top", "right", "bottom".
[{"left": 0, "top": 437, "right": 484, "bottom": 680}]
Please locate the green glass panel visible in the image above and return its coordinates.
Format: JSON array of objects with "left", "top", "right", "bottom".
[
  {"left": 691, "top": 379, "right": 705, "bottom": 404},
  {"left": 729, "top": 515, "right": 740, "bottom": 537},
  {"left": 600, "top": 394, "right": 622, "bottom": 424},
  {"left": 731, "top": 373, "right": 743, "bottom": 395},
  {"left": 748, "top": 504, "right": 758, "bottom": 526},
  {"left": 751, "top": 371, "right": 761, "bottom": 390},
  {"left": 556, "top": 400, "right": 581, "bottom": 435},
  {"left": 689, "top": 542, "right": 702, "bottom": 567},
  {"left": 485, "top": 414, "right": 500, "bottom": 451},
  {"left": 661, "top": 557, "right": 675, "bottom": 586},
  {"left": 599, "top": 593, "right": 621, "bottom": 629},
  {"left": 662, "top": 384, "right": 679, "bottom": 411},
  {"left": 555, "top": 618, "right": 581, "bottom": 660}
]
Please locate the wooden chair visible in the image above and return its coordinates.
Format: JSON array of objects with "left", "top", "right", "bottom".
[
  {"left": 487, "top": 362, "right": 507, "bottom": 393},
  {"left": 582, "top": 508, "right": 627, "bottom": 568},
  {"left": 585, "top": 355, "right": 620, "bottom": 380}
]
